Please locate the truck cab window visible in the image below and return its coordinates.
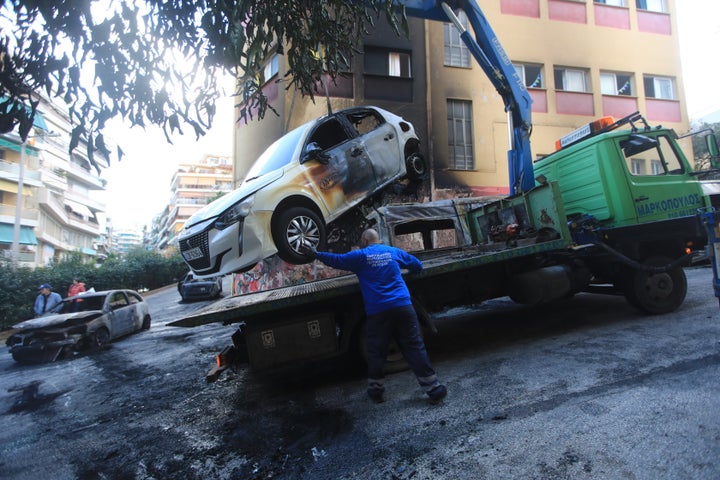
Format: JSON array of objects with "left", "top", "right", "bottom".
[{"left": 623, "top": 135, "right": 683, "bottom": 176}]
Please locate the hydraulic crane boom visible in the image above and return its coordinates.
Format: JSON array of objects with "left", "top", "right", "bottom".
[{"left": 394, "top": 0, "right": 535, "bottom": 194}]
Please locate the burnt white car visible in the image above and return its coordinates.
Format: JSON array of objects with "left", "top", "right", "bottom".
[
  {"left": 6, "top": 290, "right": 151, "bottom": 363},
  {"left": 179, "top": 106, "right": 425, "bottom": 276}
]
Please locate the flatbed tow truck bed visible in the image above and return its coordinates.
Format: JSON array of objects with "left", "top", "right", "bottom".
[{"left": 169, "top": 235, "right": 571, "bottom": 329}]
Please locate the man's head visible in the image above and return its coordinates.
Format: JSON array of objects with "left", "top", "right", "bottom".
[
  {"left": 38, "top": 283, "right": 52, "bottom": 294},
  {"left": 360, "top": 228, "right": 381, "bottom": 247}
]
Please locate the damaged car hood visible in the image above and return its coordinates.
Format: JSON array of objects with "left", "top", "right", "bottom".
[
  {"left": 13, "top": 311, "right": 101, "bottom": 330},
  {"left": 183, "top": 170, "right": 283, "bottom": 229}
]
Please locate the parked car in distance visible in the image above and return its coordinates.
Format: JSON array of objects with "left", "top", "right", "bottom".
[
  {"left": 179, "top": 106, "right": 426, "bottom": 277},
  {"left": 5, "top": 289, "right": 151, "bottom": 363},
  {"left": 178, "top": 272, "right": 223, "bottom": 302}
]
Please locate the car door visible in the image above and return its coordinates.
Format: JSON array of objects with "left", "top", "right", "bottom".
[
  {"left": 344, "top": 109, "right": 403, "bottom": 188},
  {"left": 619, "top": 133, "right": 704, "bottom": 226},
  {"left": 107, "top": 291, "right": 134, "bottom": 338},
  {"left": 302, "top": 117, "right": 378, "bottom": 215}
]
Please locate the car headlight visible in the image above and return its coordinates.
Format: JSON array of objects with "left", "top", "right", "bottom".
[{"left": 214, "top": 195, "right": 255, "bottom": 230}]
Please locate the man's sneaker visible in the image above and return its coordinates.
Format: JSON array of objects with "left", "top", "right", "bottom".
[
  {"left": 367, "top": 389, "right": 385, "bottom": 404},
  {"left": 427, "top": 385, "right": 447, "bottom": 404}
]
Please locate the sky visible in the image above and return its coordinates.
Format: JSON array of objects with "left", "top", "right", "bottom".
[
  {"left": 99, "top": 1, "right": 720, "bottom": 230},
  {"left": 98, "top": 89, "right": 235, "bottom": 230}
]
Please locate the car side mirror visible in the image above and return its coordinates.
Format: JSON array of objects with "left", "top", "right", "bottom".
[
  {"left": 301, "top": 142, "right": 330, "bottom": 164},
  {"left": 620, "top": 134, "right": 658, "bottom": 157},
  {"left": 706, "top": 133, "right": 720, "bottom": 169}
]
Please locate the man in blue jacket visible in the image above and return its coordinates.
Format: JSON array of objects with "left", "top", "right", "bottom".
[
  {"left": 34, "top": 283, "right": 63, "bottom": 317},
  {"left": 303, "top": 228, "right": 446, "bottom": 404}
]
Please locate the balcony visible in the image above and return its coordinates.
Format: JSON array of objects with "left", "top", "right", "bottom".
[
  {"left": 54, "top": 161, "right": 105, "bottom": 189},
  {"left": 0, "top": 203, "right": 39, "bottom": 226},
  {"left": 36, "top": 188, "right": 68, "bottom": 222},
  {"left": 64, "top": 190, "right": 105, "bottom": 214},
  {"left": 1, "top": 248, "right": 36, "bottom": 263},
  {"left": 66, "top": 214, "right": 102, "bottom": 236},
  {"left": 0, "top": 158, "right": 42, "bottom": 185}
]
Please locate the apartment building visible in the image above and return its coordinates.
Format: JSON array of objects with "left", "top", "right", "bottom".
[
  {"left": 151, "top": 154, "right": 233, "bottom": 252},
  {"left": 0, "top": 95, "right": 108, "bottom": 267},
  {"left": 234, "top": 0, "right": 688, "bottom": 199},
  {"left": 112, "top": 227, "right": 146, "bottom": 255}
]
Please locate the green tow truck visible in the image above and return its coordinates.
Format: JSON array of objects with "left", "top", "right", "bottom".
[{"left": 171, "top": 113, "right": 720, "bottom": 378}]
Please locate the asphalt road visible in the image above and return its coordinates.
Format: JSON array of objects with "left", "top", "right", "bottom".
[{"left": 0, "top": 267, "right": 718, "bottom": 479}]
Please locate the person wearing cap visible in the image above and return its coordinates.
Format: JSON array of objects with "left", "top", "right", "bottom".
[{"left": 34, "top": 284, "right": 63, "bottom": 317}]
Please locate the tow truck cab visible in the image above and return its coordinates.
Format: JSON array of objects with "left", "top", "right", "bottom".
[{"left": 534, "top": 113, "right": 719, "bottom": 257}]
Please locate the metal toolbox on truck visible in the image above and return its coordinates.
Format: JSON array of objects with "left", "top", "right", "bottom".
[{"left": 244, "top": 312, "right": 338, "bottom": 369}]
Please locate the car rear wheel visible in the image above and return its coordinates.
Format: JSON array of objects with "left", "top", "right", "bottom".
[
  {"left": 405, "top": 152, "right": 426, "bottom": 180},
  {"left": 272, "top": 206, "right": 326, "bottom": 264},
  {"left": 142, "top": 315, "right": 151, "bottom": 330}
]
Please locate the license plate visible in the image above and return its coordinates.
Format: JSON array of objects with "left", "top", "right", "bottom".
[{"left": 182, "top": 247, "right": 204, "bottom": 261}]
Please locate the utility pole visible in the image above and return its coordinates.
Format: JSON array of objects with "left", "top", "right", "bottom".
[
  {"left": 11, "top": 130, "right": 57, "bottom": 269},
  {"left": 11, "top": 138, "right": 28, "bottom": 270}
]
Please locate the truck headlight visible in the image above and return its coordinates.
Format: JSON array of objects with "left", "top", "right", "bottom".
[{"left": 214, "top": 195, "right": 255, "bottom": 230}]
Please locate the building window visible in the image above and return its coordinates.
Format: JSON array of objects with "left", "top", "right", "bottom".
[
  {"left": 444, "top": 10, "right": 470, "bottom": 67},
  {"left": 554, "top": 67, "right": 590, "bottom": 92},
  {"left": 514, "top": 63, "right": 544, "bottom": 88},
  {"left": 650, "top": 159, "right": 662, "bottom": 175},
  {"left": 594, "top": 0, "right": 626, "bottom": 6},
  {"left": 643, "top": 75, "right": 675, "bottom": 100},
  {"left": 630, "top": 158, "right": 644, "bottom": 175},
  {"left": 447, "top": 99, "right": 474, "bottom": 170},
  {"left": 600, "top": 72, "right": 633, "bottom": 96},
  {"left": 636, "top": 0, "right": 666, "bottom": 12},
  {"left": 364, "top": 46, "right": 413, "bottom": 102},
  {"left": 261, "top": 54, "right": 280, "bottom": 84},
  {"left": 364, "top": 47, "right": 412, "bottom": 78}
]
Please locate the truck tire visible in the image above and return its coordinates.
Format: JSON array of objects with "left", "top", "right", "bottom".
[
  {"left": 355, "top": 322, "right": 411, "bottom": 374},
  {"left": 623, "top": 256, "right": 687, "bottom": 314}
]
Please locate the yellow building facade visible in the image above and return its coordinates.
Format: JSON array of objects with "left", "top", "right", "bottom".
[{"left": 234, "top": 0, "right": 689, "bottom": 199}]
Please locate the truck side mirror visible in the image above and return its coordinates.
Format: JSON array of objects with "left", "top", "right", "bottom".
[{"left": 706, "top": 134, "right": 720, "bottom": 169}]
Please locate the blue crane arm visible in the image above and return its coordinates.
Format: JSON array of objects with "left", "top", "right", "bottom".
[{"left": 392, "top": 0, "right": 535, "bottom": 194}]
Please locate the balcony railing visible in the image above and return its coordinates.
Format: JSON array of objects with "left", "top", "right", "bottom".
[
  {"left": 0, "top": 203, "right": 39, "bottom": 222},
  {"left": 0, "top": 159, "right": 42, "bottom": 183}
]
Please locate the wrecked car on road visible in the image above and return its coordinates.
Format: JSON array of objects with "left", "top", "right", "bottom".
[
  {"left": 6, "top": 289, "right": 151, "bottom": 363},
  {"left": 178, "top": 272, "right": 223, "bottom": 302},
  {"left": 178, "top": 106, "right": 426, "bottom": 277}
]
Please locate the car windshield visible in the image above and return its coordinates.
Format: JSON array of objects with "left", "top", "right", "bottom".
[
  {"left": 59, "top": 294, "right": 105, "bottom": 313},
  {"left": 243, "top": 123, "right": 311, "bottom": 182}
]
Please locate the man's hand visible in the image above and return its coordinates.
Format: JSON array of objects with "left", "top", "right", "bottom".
[{"left": 299, "top": 242, "right": 317, "bottom": 260}]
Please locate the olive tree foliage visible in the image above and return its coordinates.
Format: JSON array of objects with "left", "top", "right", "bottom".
[{"left": 0, "top": 0, "right": 408, "bottom": 170}]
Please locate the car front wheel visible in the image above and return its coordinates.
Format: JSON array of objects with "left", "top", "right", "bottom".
[
  {"left": 272, "top": 206, "right": 326, "bottom": 264},
  {"left": 90, "top": 327, "right": 110, "bottom": 349}
]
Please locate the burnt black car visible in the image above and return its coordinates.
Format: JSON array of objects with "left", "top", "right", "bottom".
[{"left": 177, "top": 272, "right": 223, "bottom": 302}]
